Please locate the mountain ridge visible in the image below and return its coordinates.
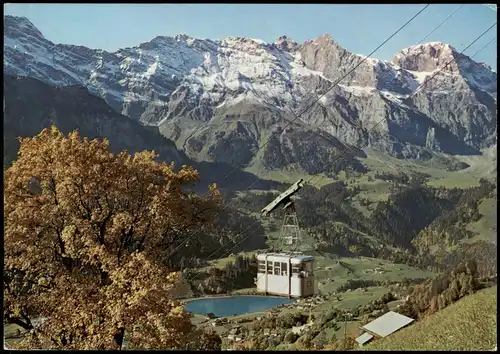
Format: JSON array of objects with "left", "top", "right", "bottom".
[
  {"left": 4, "top": 15, "right": 497, "bottom": 175},
  {"left": 3, "top": 74, "right": 284, "bottom": 193}
]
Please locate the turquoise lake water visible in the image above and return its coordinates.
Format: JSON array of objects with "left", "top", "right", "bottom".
[{"left": 185, "top": 296, "right": 295, "bottom": 317}]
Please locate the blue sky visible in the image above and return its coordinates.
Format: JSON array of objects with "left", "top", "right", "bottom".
[{"left": 4, "top": 3, "right": 497, "bottom": 70}]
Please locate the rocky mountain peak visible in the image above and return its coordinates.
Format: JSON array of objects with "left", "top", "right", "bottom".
[
  {"left": 393, "top": 42, "right": 459, "bottom": 72},
  {"left": 274, "top": 35, "right": 299, "bottom": 52},
  {"left": 174, "top": 33, "right": 191, "bottom": 41},
  {"left": 393, "top": 41, "right": 497, "bottom": 95},
  {"left": 171, "top": 32, "right": 201, "bottom": 42},
  {"left": 4, "top": 15, "right": 45, "bottom": 40},
  {"left": 305, "top": 32, "right": 339, "bottom": 47},
  {"left": 320, "top": 32, "right": 334, "bottom": 40},
  {"left": 3, "top": 15, "right": 497, "bottom": 172},
  {"left": 479, "top": 62, "right": 493, "bottom": 71},
  {"left": 276, "top": 35, "right": 291, "bottom": 41}
]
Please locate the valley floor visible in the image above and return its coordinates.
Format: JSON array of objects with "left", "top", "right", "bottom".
[{"left": 187, "top": 252, "right": 436, "bottom": 349}]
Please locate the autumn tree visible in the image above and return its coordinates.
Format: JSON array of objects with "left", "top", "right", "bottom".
[
  {"left": 397, "top": 259, "right": 483, "bottom": 320},
  {"left": 4, "top": 126, "right": 222, "bottom": 350}
]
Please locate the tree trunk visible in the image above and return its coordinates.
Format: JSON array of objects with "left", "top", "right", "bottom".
[{"left": 114, "top": 327, "right": 125, "bottom": 349}]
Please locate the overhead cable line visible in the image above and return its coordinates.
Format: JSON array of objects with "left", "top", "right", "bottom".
[
  {"left": 469, "top": 36, "right": 496, "bottom": 61},
  {"left": 418, "top": 4, "right": 465, "bottom": 44},
  {"left": 187, "top": 19, "right": 498, "bottom": 283},
  {"left": 310, "top": 21, "right": 497, "bottom": 188},
  {"left": 167, "top": 4, "right": 430, "bottom": 259},
  {"left": 213, "top": 4, "right": 431, "bottom": 186},
  {"left": 305, "top": 3, "right": 483, "bottom": 185},
  {"left": 482, "top": 4, "right": 497, "bottom": 11},
  {"left": 309, "top": 29, "right": 497, "bottom": 186},
  {"left": 411, "top": 22, "right": 496, "bottom": 96}
]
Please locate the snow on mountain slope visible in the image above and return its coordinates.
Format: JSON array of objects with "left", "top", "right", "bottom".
[
  {"left": 393, "top": 42, "right": 497, "bottom": 96},
  {"left": 3, "top": 15, "right": 497, "bottom": 174},
  {"left": 3, "top": 75, "right": 283, "bottom": 192},
  {"left": 0, "top": 15, "right": 474, "bottom": 124}
]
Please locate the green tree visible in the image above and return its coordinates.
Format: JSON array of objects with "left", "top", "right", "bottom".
[{"left": 348, "top": 245, "right": 361, "bottom": 256}]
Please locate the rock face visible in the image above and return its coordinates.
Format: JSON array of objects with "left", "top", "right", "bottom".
[
  {"left": 393, "top": 42, "right": 497, "bottom": 149},
  {"left": 3, "top": 75, "right": 183, "bottom": 167},
  {"left": 3, "top": 75, "right": 283, "bottom": 193},
  {"left": 4, "top": 15, "right": 497, "bottom": 175}
]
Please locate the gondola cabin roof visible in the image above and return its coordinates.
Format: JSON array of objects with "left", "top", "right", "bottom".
[
  {"left": 293, "top": 255, "right": 315, "bottom": 261},
  {"left": 257, "top": 253, "right": 314, "bottom": 263}
]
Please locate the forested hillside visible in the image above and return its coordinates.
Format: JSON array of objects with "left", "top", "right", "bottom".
[{"left": 230, "top": 177, "right": 497, "bottom": 276}]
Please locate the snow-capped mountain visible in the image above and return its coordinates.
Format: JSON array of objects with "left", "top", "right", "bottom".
[
  {"left": 394, "top": 41, "right": 497, "bottom": 95},
  {"left": 4, "top": 15, "right": 497, "bottom": 175}
]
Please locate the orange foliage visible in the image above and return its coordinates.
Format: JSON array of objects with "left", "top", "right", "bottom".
[
  {"left": 4, "top": 126, "right": 221, "bottom": 349},
  {"left": 232, "top": 339, "right": 259, "bottom": 350}
]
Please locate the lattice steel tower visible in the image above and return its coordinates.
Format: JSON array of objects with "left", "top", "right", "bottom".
[
  {"left": 260, "top": 179, "right": 306, "bottom": 253},
  {"left": 279, "top": 199, "right": 302, "bottom": 252}
]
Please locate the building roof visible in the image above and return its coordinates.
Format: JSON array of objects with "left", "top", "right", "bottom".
[
  {"left": 355, "top": 332, "right": 374, "bottom": 345},
  {"left": 361, "top": 311, "right": 414, "bottom": 338}
]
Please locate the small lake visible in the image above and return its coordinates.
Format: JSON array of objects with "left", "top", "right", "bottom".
[{"left": 185, "top": 296, "right": 295, "bottom": 317}]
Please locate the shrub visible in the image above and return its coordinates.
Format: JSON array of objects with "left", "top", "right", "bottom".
[
  {"left": 321, "top": 309, "right": 339, "bottom": 324},
  {"left": 323, "top": 320, "right": 340, "bottom": 331},
  {"left": 277, "top": 312, "right": 308, "bottom": 328},
  {"left": 381, "top": 291, "right": 396, "bottom": 303},
  {"left": 284, "top": 332, "right": 299, "bottom": 344}
]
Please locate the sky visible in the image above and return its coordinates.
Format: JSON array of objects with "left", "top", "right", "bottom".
[{"left": 4, "top": 3, "right": 498, "bottom": 71}]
